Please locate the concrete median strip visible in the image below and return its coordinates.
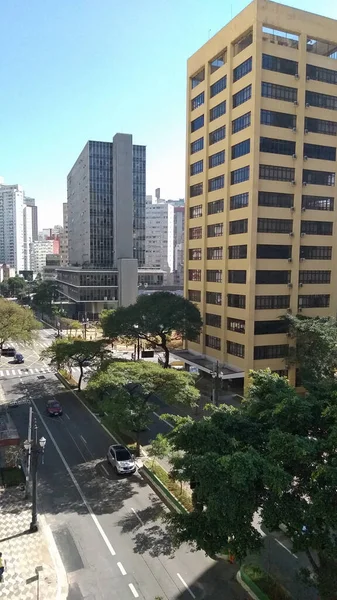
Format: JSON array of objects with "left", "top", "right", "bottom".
[{"left": 40, "top": 515, "right": 69, "bottom": 600}]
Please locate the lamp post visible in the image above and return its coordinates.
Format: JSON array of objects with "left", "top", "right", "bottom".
[
  {"left": 82, "top": 317, "right": 89, "bottom": 340},
  {"left": 211, "top": 361, "right": 225, "bottom": 406},
  {"left": 134, "top": 324, "right": 140, "bottom": 360},
  {"left": 24, "top": 420, "right": 46, "bottom": 533}
]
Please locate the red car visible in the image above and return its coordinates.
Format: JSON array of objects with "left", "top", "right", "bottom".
[{"left": 46, "top": 399, "right": 63, "bottom": 416}]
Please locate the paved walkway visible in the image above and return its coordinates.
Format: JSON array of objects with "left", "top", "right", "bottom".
[{"left": 0, "top": 486, "right": 64, "bottom": 600}]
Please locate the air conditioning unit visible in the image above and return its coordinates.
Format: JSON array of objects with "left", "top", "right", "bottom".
[
  {"left": 294, "top": 100, "right": 299, "bottom": 106},
  {"left": 289, "top": 232, "right": 294, "bottom": 237},
  {"left": 292, "top": 126, "right": 297, "bottom": 132},
  {"left": 301, "top": 232, "right": 306, "bottom": 237},
  {"left": 299, "top": 283, "right": 303, "bottom": 287},
  {"left": 291, "top": 180, "right": 296, "bottom": 185},
  {"left": 290, "top": 206, "right": 295, "bottom": 212},
  {"left": 306, "top": 75, "right": 310, "bottom": 81},
  {"left": 288, "top": 257, "right": 293, "bottom": 262},
  {"left": 304, "top": 155, "right": 308, "bottom": 160},
  {"left": 288, "top": 283, "right": 293, "bottom": 288},
  {"left": 298, "top": 307, "right": 303, "bottom": 312},
  {"left": 300, "top": 257, "right": 306, "bottom": 261},
  {"left": 301, "top": 207, "right": 306, "bottom": 212},
  {"left": 295, "top": 73, "right": 300, "bottom": 79},
  {"left": 304, "top": 129, "right": 308, "bottom": 135},
  {"left": 303, "top": 182, "right": 307, "bottom": 186},
  {"left": 305, "top": 102, "right": 310, "bottom": 108},
  {"left": 292, "top": 153, "right": 297, "bottom": 159}
]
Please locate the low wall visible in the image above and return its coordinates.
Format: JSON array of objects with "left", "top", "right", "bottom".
[{"left": 140, "top": 465, "right": 188, "bottom": 514}]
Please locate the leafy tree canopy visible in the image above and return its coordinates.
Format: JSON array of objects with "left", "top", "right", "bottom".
[
  {"left": 32, "top": 280, "right": 58, "bottom": 317},
  {"left": 166, "top": 369, "right": 337, "bottom": 600},
  {"left": 0, "top": 299, "right": 40, "bottom": 349},
  {"left": 101, "top": 292, "right": 202, "bottom": 367}
]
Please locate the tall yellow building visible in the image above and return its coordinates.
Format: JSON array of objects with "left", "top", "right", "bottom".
[{"left": 184, "top": 0, "right": 337, "bottom": 387}]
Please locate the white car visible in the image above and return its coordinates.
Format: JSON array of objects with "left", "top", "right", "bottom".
[{"left": 107, "top": 444, "right": 136, "bottom": 475}]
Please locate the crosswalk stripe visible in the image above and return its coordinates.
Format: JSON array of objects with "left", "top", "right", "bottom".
[
  {"left": 6, "top": 370, "right": 10, "bottom": 375},
  {"left": 29, "top": 368, "right": 34, "bottom": 374},
  {"left": 0, "top": 371, "right": 3, "bottom": 376},
  {"left": 35, "top": 368, "right": 39, "bottom": 373},
  {"left": 17, "top": 369, "right": 22, "bottom": 375}
]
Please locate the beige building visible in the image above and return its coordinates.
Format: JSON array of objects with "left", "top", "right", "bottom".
[{"left": 184, "top": 0, "right": 337, "bottom": 387}]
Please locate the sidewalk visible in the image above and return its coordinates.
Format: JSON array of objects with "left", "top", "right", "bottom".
[{"left": 0, "top": 486, "right": 67, "bottom": 600}]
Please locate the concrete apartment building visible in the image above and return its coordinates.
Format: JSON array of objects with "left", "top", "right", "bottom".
[
  {"left": 0, "top": 178, "right": 24, "bottom": 273},
  {"left": 145, "top": 197, "right": 175, "bottom": 280},
  {"left": 23, "top": 196, "right": 38, "bottom": 270},
  {"left": 31, "top": 240, "right": 55, "bottom": 274},
  {"left": 59, "top": 203, "right": 68, "bottom": 266},
  {"left": 184, "top": 0, "right": 337, "bottom": 387},
  {"left": 57, "top": 133, "right": 145, "bottom": 319}
]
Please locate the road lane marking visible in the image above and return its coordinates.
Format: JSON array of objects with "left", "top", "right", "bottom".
[
  {"left": 177, "top": 573, "right": 196, "bottom": 598},
  {"left": 153, "top": 411, "right": 174, "bottom": 429},
  {"left": 80, "top": 434, "right": 87, "bottom": 445},
  {"left": 131, "top": 508, "right": 144, "bottom": 527},
  {"left": 35, "top": 368, "right": 39, "bottom": 373},
  {"left": 6, "top": 370, "right": 10, "bottom": 376},
  {"left": 17, "top": 369, "right": 22, "bottom": 376},
  {"left": 27, "top": 396, "right": 117, "bottom": 557},
  {"left": 0, "top": 371, "right": 3, "bottom": 376},
  {"left": 29, "top": 369, "right": 34, "bottom": 374},
  {"left": 117, "top": 562, "right": 126, "bottom": 576},
  {"left": 275, "top": 538, "right": 298, "bottom": 558},
  {"left": 128, "top": 583, "right": 139, "bottom": 598},
  {"left": 12, "top": 369, "right": 16, "bottom": 375},
  {"left": 65, "top": 413, "right": 70, "bottom": 420},
  {"left": 102, "top": 464, "right": 109, "bottom": 476}
]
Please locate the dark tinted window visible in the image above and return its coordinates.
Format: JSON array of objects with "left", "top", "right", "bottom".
[
  {"left": 190, "top": 137, "right": 204, "bottom": 154},
  {"left": 306, "top": 90, "right": 337, "bottom": 111},
  {"left": 227, "top": 294, "right": 246, "bottom": 308},
  {"left": 300, "top": 246, "right": 332, "bottom": 260},
  {"left": 257, "top": 245, "right": 292, "bottom": 259},
  {"left": 210, "top": 101, "right": 226, "bottom": 121},
  {"left": 207, "top": 223, "right": 223, "bottom": 237},
  {"left": 261, "top": 81, "right": 297, "bottom": 102},
  {"left": 257, "top": 218, "right": 293, "bottom": 233},
  {"left": 303, "top": 170, "right": 335, "bottom": 186},
  {"left": 229, "top": 245, "right": 247, "bottom": 259},
  {"left": 230, "top": 192, "right": 249, "bottom": 209},
  {"left": 307, "top": 63, "right": 337, "bottom": 85},
  {"left": 189, "top": 248, "right": 202, "bottom": 260},
  {"left": 188, "top": 269, "right": 202, "bottom": 281},
  {"left": 190, "top": 160, "right": 203, "bottom": 175},
  {"left": 259, "top": 164, "right": 295, "bottom": 181},
  {"left": 305, "top": 117, "right": 337, "bottom": 136},
  {"left": 256, "top": 270, "right": 290, "bottom": 284},
  {"left": 299, "top": 270, "right": 331, "bottom": 284},
  {"left": 227, "top": 341, "right": 245, "bottom": 358},
  {"left": 229, "top": 219, "right": 248, "bottom": 234},
  {"left": 206, "top": 291, "right": 222, "bottom": 305},
  {"left": 303, "top": 144, "right": 336, "bottom": 161},
  {"left": 228, "top": 270, "right": 246, "bottom": 283},
  {"left": 206, "top": 269, "right": 222, "bottom": 283},
  {"left": 231, "top": 166, "right": 250, "bottom": 184},
  {"left": 233, "top": 57, "right": 252, "bottom": 82},
  {"left": 254, "top": 344, "right": 289, "bottom": 359},
  {"left": 206, "top": 313, "right": 222, "bottom": 327},
  {"left": 258, "top": 191, "right": 294, "bottom": 207},
  {"left": 255, "top": 296, "right": 290, "bottom": 309},
  {"left": 205, "top": 335, "right": 221, "bottom": 350},
  {"left": 209, "top": 126, "right": 226, "bottom": 145},
  {"left": 254, "top": 320, "right": 289, "bottom": 335},
  {"left": 208, "top": 199, "right": 224, "bottom": 215},
  {"left": 208, "top": 175, "right": 224, "bottom": 192},
  {"left": 207, "top": 246, "right": 223, "bottom": 260},
  {"left": 232, "top": 111, "right": 251, "bottom": 133},
  {"left": 188, "top": 290, "right": 201, "bottom": 302},
  {"left": 190, "top": 183, "right": 203, "bottom": 197},
  {"left": 231, "top": 139, "right": 250, "bottom": 159},
  {"left": 302, "top": 196, "right": 334, "bottom": 211},
  {"left": 298, "top": 294, "right": 330, "bottom": 308},
  {"left": 191, "top": 115, "right": 204, "bottom": 132},
  {"left": 262, "top": 54, "right": 298, "bottom": 75},
  {"left": 261, "top": 109, "right": 296, "bottom": 129},
  {"left": 301, "top": 221, "right": 333, "bottom": 235},
  {"left": 116, "top": 449, "right": 131, "bottom": 461},
  {"left": 191, "top": 92, "right": 205, "bottom": 110},
  {"left": 232, "top": 84, "right": 252, "bottom": 108},
  {"left": 209, "top": 150, "right": 225, "bottom": 168},
  {"left": 210, "top": 76, "right": 227, "bottom": 98},
  {"left": 260, "top": 137, "right": 295, "bottom": 155}
]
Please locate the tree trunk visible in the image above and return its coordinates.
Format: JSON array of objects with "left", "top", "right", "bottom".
[
  {"left": 136, "top": 431, "right": 140, "bottom": 457},
  {"left": 78, "top": 365, "right": 84, "bottom": 391},
  {"left": 161, "top": 334, "right": 170, "bottom": 368}
]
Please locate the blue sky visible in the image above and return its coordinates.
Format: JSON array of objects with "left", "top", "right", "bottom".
[{"left": 1, "top": 0, "right": 336, "bottom": 228}]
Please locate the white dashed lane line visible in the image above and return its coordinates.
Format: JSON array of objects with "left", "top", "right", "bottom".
[
  {"left": 117, "top": 562, "right": 127, "bottom": 576},
  {"left": 128, "top": 583, "right": 139, "bottom": 598},
  {"left": 177, "top": 573, "right": 196, "bottom": 599},
  {"left": 131, "top": 508, "right": 144, "bottom": 527}
]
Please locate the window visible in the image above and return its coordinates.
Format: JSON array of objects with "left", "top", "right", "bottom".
[
  {"left": 188, "top": 269, "right": 202, "bottom": 281},
  {"left": 258, "top": 191, "right": 294, "bottom": 208},
  {"left": 261, "top": 109, "right": 296, "bottom": 130},
  {"left": 190, "top": 182, "right": 203, "bottom": 197},
  {"left": 257, "top": 245, "right": 292, "bottom": 259},
  {"left": 227, "top": 341, "right": 245, "bottom": 358},
  {"left": 209, "top": 150, "right": 225, "bottom": 168},
  {"left": 208, "top": 175, "right": 224, "bottom": 192},
  {"left": 190, "top": 160, "right": 203, "bottom": 176},
  {"left": 302, "top": 195, "right": 334, "bottom": 211},
  {"left": 256, "top": 270, "right": 290, "bottom": 284},
  {"left": 231, "top": 166, "right": 250, "bottom": 185},
  {"left": 208, "top": 199, "right": 224, "bottom": 215},
  {"left": 307, "top": 63, "right": 337, "bottom": 85},
  {"left": 301, "top": 221, "right": 333, "bottom": 235},
  {"left": 254, "top": 320, "right": 289, "bottom": 335},
  {"left": 259, "top": 164, "right": 295, "bottom": 181},
  {"left": 230, "top": 192, "right": 248, "bottom": 210},
  {"left": 305, "top": 117, "right": 337, "bottom": 137},
  {"left": 189, "top": 226, "right": 202, "bottom": 239},
  {"left": 228, "top": 294, "right": 246, "bottom": 308},
  {"left": 191, "top": 92, "right": 205, "bottom": 110},
  {"left": 274, "top": 369, "right": 289, "bottom": 378},
  {"left": 233, "top": 30, "right": 253, "bottom": 56},
  {"left": 188, "top": 290, "right": 201, "bottom": 302},
  {"left": 207, "top": 246, "right": 223, "bottom": 260},
  {"left": 207, "top": 269, "right": 222, "bottom": 283},
  {"left": 207, "top": 223, "right": 223, "bottom": 237},
  {"left": 205, "top": 334, "right": 221, "bottom": 350},
  {"left": 257, "top": 218, "right": 293, "bottom": 233},
  {"left": 191, "top": 69, "right": 205, "bottom": 89},
  {"left": 232, "top": 112, "right": 251, "bottom": 134},
  {"left": 306, "top": 90, "right": 337, "bottom": 112},
  {"left": 307, "top": 37, "right": 337, "bottom": 59},
  {"left": 206, "top": 313, "right": 222, "bottom": 328},
  {"left": 229, "top": 219, "right": 248, "bottom": 234},
  {"left": 233, "top": 84, "right": 252, "bottom": 108},
  {"left": 303, "top": 170, "right": 335, "bottom": 186},
  {"left": 260, "top": 137, "right": 295, "bottom": 155},
  {"left": 229, "top": 244, "right": 247, "bottom": 259},
  {"left": 210, "top": 50, "right": 227, "bottom": 73},
  {"left": 209, "top": 126, "right": 226, "bottom": 145},
  {"left": 255, "top": 295, "right": 290, "bottom": 309},
  {"left": 262, "top": 26, "right": 299, "bottom": 49},
  {"left": 261, "top": 81, "right": 297, "bottom": 103},
  {"left": 189, "top": 248, "right": 202, "bottom": 260},
  {"left": 228, "top": 270, "right": 246, "bottom": 283},
  {"left": 262, "top": 53, "right": 298, "bottom": 75},
  {"left": 231, "top": 139, "right": 250, "bottom": 159},
  {"left": 210, "top": 76, "right": 227, "bottom": 98},
  {"left": 206, "top": 291, "right": 222, "bottom": 305},
  {"left": 191, "top": 115, "right": 204, "bottom": 133},
  {"left": 254, "top": 344, "right": 289, "bottom": 360},
  {"left": 298, "top": 294, "right": 330, "bottom": 308},
  {"left": 210, "top": 101, "right": 226, "bottom": 121},
  {"left": 190, "top": 137, "right": 204, "bottom": 154},
  {"left": 189, "top": 204, "right": 202, "bottom": 218},
  {"left": 300, "top": 246, "right": 332, "bottom": 260},
  {"left": 304, "top": 144, "right": 336, "bottom": 162},
  {"left": 299, "top": 270, "right": 331, "bottom": 284},
  {"left": 233, "top": 57, "right": 252, "bottom": 82},
  {"left": 227, "top": 317, "right": 245, "bottom": 334}
]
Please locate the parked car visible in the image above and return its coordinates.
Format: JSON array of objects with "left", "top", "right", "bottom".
[
  {"left": 106, "top": 444, "right": 136, "bottom": 475},
  {"left": 46, "top": 399, "right": 63, "bottom": 416},
  {"left": 13, "top": 353, "right": 24, "bottom": 364},
  {"left": 1, "top": 347, "right": 16, "bottom": 357}
]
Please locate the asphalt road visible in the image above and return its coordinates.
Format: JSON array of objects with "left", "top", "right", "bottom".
[
  {"left": 0, "top": 328, "right": 56, "bottom": 380},
  {"left": 3, "top": 370, "right": 245, "bottom": 600}
]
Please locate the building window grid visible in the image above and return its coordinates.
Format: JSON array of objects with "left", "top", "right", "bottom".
[
  {"left": 206, "top": 313, "right": 222, "bottom": 328},
  {"left": 307, "top": 63, "right": 337, "bottom": 86},
  {"left": 256, "top": 270, "right": 290, "bottom": 284},
  {"left": 210, "top": 76, "right": 227, "bottom": 98},
  {"left": 188, "top": 269, "right": 202, "bottom": 281},
  {"left": 189, "top": 205, "right": 202, "bottom": 218},
  {"left": 260, "top": 137, "right": 296, "bottom": 156},
  {"left": 191, "top": 115, "right": 204, "bottom": 133},
  {"left": 233, "top": 84, "right": 252, "bottom": 108},
  {"left": 208, "top": 175, "right": 225, "bottom": 192},
  {"left": 261, "top": 81, "right": 297, "bottom": 103},
  {"left": 207, "top": 246, "right": 223, "bottom": 260},
  {"left": 306, "top": 90, "right": 337, "bottom": 112},
  {"left": 254, "top": 344, "right": 289, "bottom": 360},
  {"left": 206, "top": 291, "right": 222, "bottom": 305},
  {"left": 261, "top": 109, "right": 296, "bottom": 129},
  {"left": 233, "top": 57, "right": 252, "bottom": 82},
  {"left": 190, "top": 160, "right": 204, "bottom": 176},
  {"left": 230, "top": 192, "right": 249, "bottom": 210},
  {"left": 210, "top": 101, "right": 226, "bottom": 122},
  {"left": 189, "top": 248, "right": 202, "bottom": 260},
  {"left": 190, "top": 137, "right": 204, "bottom": 154},
  {"left": 302, "top": 196, "right": 334, "bottom": 211},
  {"left": 227, "top": 317, "right": 245, "bottom": 334},
  {"left": 303, "top": 169, "right": 335, "bottom": 186},
  {"left": 301, "top": 221, "right": 333, "bottom": 235},
  {"left": 227, "top": 341, "right": 245, "bottom": 358},
  {"left": 206, "top": 269, "right": 222, "bottom": 283},
  {"left": 231, "top": 166, "right": 250, "bottom": 185},
  {"left": 304, "top": 143, "right": 336, "bottom": 162},
  {"left": 258, "top": 191, "right": 294, "bottom": 208},
  {"left": 257, "top": 218, "right": 293, "bottom": 233},
  {"left": 228, "top": 293, "right": 246, "bottom": 309},
  {"left": 208, "top": 199, "right": 224, "bottom": 215},
  {"left": 305, "top": 117, "right": 337, "bottom": 137},
  {"left": 209, "top": 150, "right": 225, "bottom": 168},
  {"left": 259, "top": 165, "right": 295, "bottom": 181},
  {"left": 190, "top": 183, "right": 203, "bottom": 197},
  {"left": 262, "top": 53, "right": 298, "bottom": 75},
  {"left": 299, "top": 270, "right": 331, "bottom": 284},
  {"left": 232, "top": 112, "right": 251, "bottom": 134},
  {"left": 298, "top": 294, "right": 330, "bottom": 308},
  {"left": 188, "top": 290, "right": 201, "bottom": 302},
  {"left": 191, "top": 92, "right": 205, "bottom": 111},
  {"left": 228, "top": 270, "right": 247, "bottom": 283},
  {"left": 189, "top": 226, "right": 202, "bottom": 240},
  {"left": 229, "top": 244, "right": 247, "bottom": 259},
  {"left": 256, "top": 244, "right": 292, "bottom": 259},
  {"left": 229, "top": 219, "right": 248, "bottom": 234},
  {"left": 205, "top": 334, "right": 221, "bottom": 350},
  {"left": 231, "top": 139, "right": 251, "bottom": 159},
  {"left": 300, "top": 246, "right": 332, "bottom": 260},
  {"left": 209, "top": 126, "right": 226, "bottom": 145},
  {"left": 255, "top": 295, "right": 290, "bottom": 309},
  {"left": 207, "top": 223, "right": 224, "bottom": 237}
]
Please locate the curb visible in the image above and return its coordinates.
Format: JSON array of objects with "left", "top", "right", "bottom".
[
  {"left": 40, "top": 514, "right": 68, "bottom": 600},
  {"left": 236, "top": 570, "right": 260, "bottom": 600},
  {"left": 140, "top": 465, "right": 189, "bottom": 514}
]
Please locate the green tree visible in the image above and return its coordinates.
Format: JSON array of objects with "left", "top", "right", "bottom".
[
  {"left": 101, "top": 292, "right": 202, "bottom": 368},
  {"left": 148, "top": 433, "right": 171, "bottom": 467},
  {"left": 31, "top": 280, "right": 58, "bottom": 318},
  {"left": 7, "top": 276, "right": 27, "bottom": 299},
  {"left": 42, "top": 338, "right": 109, "bottom": 390},
  {"left": 166, "top": 369, "right": 337, "bottom": 600},
  {"left": 86, "top": 361, "right": 199, "bottom": 455},
  {"left": 0, "top": 281, "right": 10, "bottom": 298},
  {"left": 0, "top": 299, "right": 40, "bottom": 350}
]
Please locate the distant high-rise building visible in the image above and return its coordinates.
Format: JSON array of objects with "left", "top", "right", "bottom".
[
  {"left": 59, "top": 203, "right": 68, "bottom": 266},
  {"left": 0, "top": 180, "right": 24, "bottom": 272},
  {"left": 23, "top": 197, "right": 38, "bottom": 241},
  {"left": 23, "top": 196, "right": 38, "bottom": 270},
  {"left": 145, "top": 199, "right": 174, "bottom": 280},
  {"left": 31, "top": 240, "right": 55, "bottom": 274}
]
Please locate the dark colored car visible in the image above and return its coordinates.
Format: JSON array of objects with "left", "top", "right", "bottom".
[
  {"left": 13, "top": 353, "right": 24, "bottom": 364},
  {"left": 46, "top": 399, "right": 63, "bottom": 416},
  {"left": 1, "top": 347, "right": 16, "bottom": 357}
]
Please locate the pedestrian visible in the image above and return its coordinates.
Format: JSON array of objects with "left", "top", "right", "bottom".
[{"left": 0, "top": 552, "right": 5, "bottom": 582}]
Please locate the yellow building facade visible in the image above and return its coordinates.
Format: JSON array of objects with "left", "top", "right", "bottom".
[{"left": 184, "top": 0, "right": 337, "bottom": 386}]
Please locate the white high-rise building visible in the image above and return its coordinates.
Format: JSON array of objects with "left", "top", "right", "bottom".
[
  {"left": 31, "top": 240, "right": 54, "bottom": 274},
  {"left": 59, "top": 203, "right": 68, "bottom": 266},
  {"left": 145, "top": 199, "right": 174, "bottom": 280},
  {"left": 23, "top": 197, "right": 38, "bottom": 271},
  {"left": 0, "top": 179, "right": 24, "bottom": 272}
]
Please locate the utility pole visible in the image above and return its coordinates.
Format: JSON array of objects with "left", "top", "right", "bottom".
[
  {"left": 212, "top": 361, "right": 220, "bottom": 406},
  {"left": 30, "top": 419, "right": 39, "bottom": 532},
  {"left": 25, "top": 406, "right": 33, "bottom": 499}
]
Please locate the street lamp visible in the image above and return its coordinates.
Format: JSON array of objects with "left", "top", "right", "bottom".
[
  {"left": 24, "top": 421, "right": 46, "bottom": 533},
  {"left": 211, "top": 361, "right": 225, "bottom": 406},
  {"left": 134, "top": 324, "right": 140, "bottom": 361},
  {"left": 82, "top": 317, "right": 89, "bottom": 340}
]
